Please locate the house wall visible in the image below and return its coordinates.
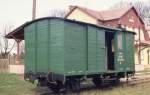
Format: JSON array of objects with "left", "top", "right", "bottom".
[
  {"left": 103, "top": 19, "right": 119, "bottom": 27},
  {"left": 120, "top": 9, "right": 144, "bottom": 29},
  {"left": 103, "top": 8, "right": 149, "bottom": 67},
  {"left": 129, "top": 28, "right": 149, "bottom": 65},
  {"left": 66, "top": 8, "right": 97, "bottom": 25},
  {"left": 103, "top": 9, "right": 145, "bottom": 41},
  {"left": 120, "top": 8, "right": 145, "bottom": 42}
]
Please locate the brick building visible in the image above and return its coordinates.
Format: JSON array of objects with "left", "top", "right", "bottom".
[{"left": 65, "top": 6, "right": 150, "bottom": 70}]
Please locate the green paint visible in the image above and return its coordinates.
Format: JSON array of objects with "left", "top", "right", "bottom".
[{"left": 24, "top": 18, "right": 135, "bottom": 76}]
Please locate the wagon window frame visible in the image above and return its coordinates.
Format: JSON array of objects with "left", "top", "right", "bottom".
[{"left": 117, "top": 32, "right": 123, "bottom": 49}]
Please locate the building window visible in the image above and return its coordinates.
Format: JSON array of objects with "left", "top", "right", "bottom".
[
  {"left": 141, "top": 51, "right": 144, "bottom": 61},
  {"left": 118, "top": 32, "right": 122, "bottom": 49},
  {"left": 129, "top": 16, "right": 134, "bottom": 23}
]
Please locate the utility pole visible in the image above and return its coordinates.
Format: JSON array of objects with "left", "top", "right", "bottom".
[
  {"left": 16, "top": 0, "right": 36, "bottom": 64},
  {"left": 138, "top": 14, "right": 141, "bottom": 64},
  {"left": 32, "top": 0, "right": 36, "bottom": 20}
]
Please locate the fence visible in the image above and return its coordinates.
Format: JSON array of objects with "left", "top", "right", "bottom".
[
  {"left": 9, "top": 64, "right": 24, "bottom": 74},
  {"left": 0, "top": 55, "right": 24, "bottom": 74},
  {"left": 0, "top": 59, "right": 9, "bottom": 72}
]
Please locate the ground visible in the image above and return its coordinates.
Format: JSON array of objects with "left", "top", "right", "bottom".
[
  {"left": 0, "top": 73, "right": 35, "bottom": 95},
  {"left": 0, "top": 73, "right": 150, "bottom": 95}
]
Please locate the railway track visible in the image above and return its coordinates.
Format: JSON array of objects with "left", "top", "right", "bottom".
[
  {"left": 36, "top": 79, "right": 150, "bottom": 95},
  {"left": 35, "top": 71, "right": 150, "bottom": 95},
  {"left": 125, "top": 71, "right": 150, "bottom": 85},
  {"left": 126, "top": 77, "right": 150, "bottom": 85}
]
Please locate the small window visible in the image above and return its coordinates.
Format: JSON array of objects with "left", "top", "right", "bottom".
[{"left": 118, "top": 32, "right": 122, "bottom": 49}]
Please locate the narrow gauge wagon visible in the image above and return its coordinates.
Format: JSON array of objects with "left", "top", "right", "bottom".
[{"left": 6, "top": 17, "right": 135, "bottom": 92}]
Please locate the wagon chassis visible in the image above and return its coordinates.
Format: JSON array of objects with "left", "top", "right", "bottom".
[{"left": 25, "top": 71, "right": 134, "bottom": 92}]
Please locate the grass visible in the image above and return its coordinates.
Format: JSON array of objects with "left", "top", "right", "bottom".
[
  {"left": 0, "top": 73, "right": 150, "bottom": 95},
  {"left": 0, "top": 73, "right": 35, "bottom": 95},
  {"left": 72, "top": 83, "right": 150, "bottom": 95}
]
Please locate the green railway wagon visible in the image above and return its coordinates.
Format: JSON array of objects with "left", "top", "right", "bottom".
[{"left": 6, "top": 17, "right": 135, "bottom": 92}]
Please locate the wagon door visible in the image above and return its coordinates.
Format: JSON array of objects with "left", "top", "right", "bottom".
[
  {"left": 114, "top": 31, "right": 125, "bottom": 72},
  {"left": 87, "top": 26, "right": 106, "bottom": 74},
  {"left": 125, "top": 33, "right": 135, "bottom": 71}
]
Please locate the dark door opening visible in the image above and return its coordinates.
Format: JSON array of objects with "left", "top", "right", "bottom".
[{"left": 106, "top": 32, "right": 114, "bottom": 70}]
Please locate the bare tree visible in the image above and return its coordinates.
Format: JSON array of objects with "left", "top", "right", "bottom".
[
  {"left": 110, "top": 1, "right": 132, "bottom": 9},
  {"left": 111, "top": 1, "right": 149, "bottom": 18},
  {"left": 0, "top": 25, "right": 15, "bottom": 59},
  {"left": 132, "top": 2, "right": 149, "bottom": 19},
  {"left": 19, "top": 41, "right": 24, "bottom": 59},
  {"left": 50, "top": 9, "right": 68, "bottom": 18}
]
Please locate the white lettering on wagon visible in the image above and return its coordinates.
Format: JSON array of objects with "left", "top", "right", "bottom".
[{"left": 117, "top": 52, "right": 124, "bottom": 64}]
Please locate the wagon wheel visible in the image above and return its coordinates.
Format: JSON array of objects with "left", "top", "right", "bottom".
[
  {"left": 112, "top": 78, "right": 120, "bottom": 85},
  {"left": 24, "top": 72, "right": 35, "bottom": 83},
  {"left": 37, "top": 78, "right": 47, "bottom": 87},
  {"left": 47, "top": 81, "right": 63, "bottom": 93},
  {"left": 71, "top": 79, "right": 80, "bottom": 91},
  {"left": 65, "top": 79, "right": 80, "bottom": 92},
  {"left": 28, "top": 73, "right": 36, "bottom": 83},
  {"left": 92, "top": 77, "right": 102, "bottom": 87}
]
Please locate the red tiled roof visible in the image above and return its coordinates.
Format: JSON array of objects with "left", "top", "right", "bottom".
[
  {"left": 65, "top": 5, "right": 144, "bottom": 24},
  {"left": 65, "top": 6, "right": 103, "bottom": 21},
  {"left": 99, "top": 6, "right": 132, "bottom": 21},
  {"left": 66, "top": 6, "right": 132, "bottom": 21},
  {"left": 135, "top": 40, "right": 150, "bottom": 47},
  {"left": 79, "top": 7, "right": 104, "bottom": 20}
]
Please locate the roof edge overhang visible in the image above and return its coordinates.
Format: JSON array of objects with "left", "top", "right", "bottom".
[
  {"left": 65, "top": 6, "right": 103, "bottom": 21},
  {"left": 6, "top": 17, "right": 135, "bottom": 40},
  {"left": 140, "top": 40, "right": 150, "bottom": 46},
  {"left": 5, "top": 23, "right": 27, "bottom": 40},
  {"left": 135, "top": 40, "right": 150, "bottom": 47}
]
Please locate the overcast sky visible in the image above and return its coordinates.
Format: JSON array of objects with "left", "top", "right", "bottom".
[{"left": 0, "top": 0, "right": 149, "bottom": 31}]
